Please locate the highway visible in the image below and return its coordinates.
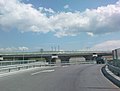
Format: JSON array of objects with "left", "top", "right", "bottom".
[{"left": 0, "top": 64, "right": 120, "bottom": 91}]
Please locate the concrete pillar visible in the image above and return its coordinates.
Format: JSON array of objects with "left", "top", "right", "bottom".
[
  {"left": 59, "top": 56, "right": 71, "bottom": 63},
  {"left": 44, "top": 56, "right": 52, "bottom": 63},
  {"left": 83, "top": 55, "right": 93, "bottom": 61}
]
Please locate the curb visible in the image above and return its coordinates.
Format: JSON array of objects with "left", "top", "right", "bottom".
[{"left": 101, "top": 65, "right": 120, "bottom": 87}]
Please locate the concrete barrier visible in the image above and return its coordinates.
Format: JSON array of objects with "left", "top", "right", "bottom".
[{"left": 101, "top": 65, "right": 120, "bottom": 87}]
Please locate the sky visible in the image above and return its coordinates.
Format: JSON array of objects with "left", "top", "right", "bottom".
[{"left": 0, "top": 0, "right": 120, "bottom": 52}]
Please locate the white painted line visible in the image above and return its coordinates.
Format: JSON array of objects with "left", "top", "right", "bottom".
[
  {"left": 0, "top": 67, "right": 52, "bottom": 78},
  {"left": 31, "top": 69, "right": 55, "bottom": 76},
  {"left": 62, "top": 66, "right": 68, "bottom": 68}
]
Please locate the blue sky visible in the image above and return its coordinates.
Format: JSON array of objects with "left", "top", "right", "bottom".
[{"left": 0, "top": 0, "right": 120, "bottom": 51}]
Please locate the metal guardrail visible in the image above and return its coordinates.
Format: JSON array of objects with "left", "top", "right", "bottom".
[
  {"left": 0, "top": 60, "right": 36, "bottom": 66},
  {"left": 107, "top": 63, "right": 120, "bottom": 77},
  {"left": 0, "top": 62, "right": 55, "bottom": 74},
  {"left": 0, "top": 60, "right": 96, "bottom": 74},
  {"left": 111, "top": 60, "right": 120, "bottom": 68}
]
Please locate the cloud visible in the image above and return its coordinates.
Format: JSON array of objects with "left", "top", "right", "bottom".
[
  {"left": 0, "top": 0, "right": 51, "bottom": 33},
  {"left": 18, "top": 46, "right": 29, "bottom": 51},
  {"left": 92, "top": 40, "right": 120, "bottom": 51},
  {"left": 64, "top": 4, "right": 69, "bottom": 9},
  {"left": 39, "top": 7, "right": 55, "bottom": 14},
  {"left": 0, "top": 46, "right": 29, "bottom": 52},
  {"left": 50, "top": 12, "right": 90, "bottom": 37},
  {"left": 0, "top": 0, "right": 120, "bottom": 37}
]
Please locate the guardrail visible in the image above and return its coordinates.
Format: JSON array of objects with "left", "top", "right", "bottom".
[
  {"left": 107, "top": 63, "right": 120, "bottom": 77},
  {"left": 0, "top": 60, "right": 36, "bottom": 66},
  {"left": 111, "top": 59, "right": 120, "bottom": 68},
  {"left": 0, "top": 60, "right": 96, "bottom": 74},
  {"left": 0, "top": 62, "right": 55, "bottom": 74}
]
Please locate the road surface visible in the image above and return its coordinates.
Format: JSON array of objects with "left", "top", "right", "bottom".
[{"left": 0, "top": 64, "right": 120, "bottom": 91}]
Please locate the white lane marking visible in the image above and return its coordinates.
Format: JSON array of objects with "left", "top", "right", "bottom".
[
  {"left": 31, "top": 69, "right": 55, "bottom": 76},
  {"left": 0, "top": 67, "right": 47, "bottom": 78},
  {"left": 62, "top": 66, "right": 68, "bottom": 68}
]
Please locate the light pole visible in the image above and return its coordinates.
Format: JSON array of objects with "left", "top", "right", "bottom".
[
  {"left": 58, "top": 45, "right": 60, "bottom": 52},
  {"left": 40, "top": 48, "right": 43, "bottom": 62},
  {"left": 51, "top": 46, "right": 53, "bottom": 51},
  {"left": 23, "top": 49, "right": 25, "bottom": 64}
]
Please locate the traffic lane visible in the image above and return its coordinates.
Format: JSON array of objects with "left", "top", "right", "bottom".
[
  {"left": 33, "top": 64, "right": 94, "bottom": 91},
  {"left": 75, "top": 64, "right": 120, "bottom": 91},
  {"left": 0, "top": 66, "right": 58, "bottom": 89},
  {"left": 0, "top": 64, "right": 90, "bottom": 91},
  {"left": 46, "top": 64, "right": 120, "bottom": 91},
  {"left": 0, "top": 64, "right": 119, "bottom": 91}
]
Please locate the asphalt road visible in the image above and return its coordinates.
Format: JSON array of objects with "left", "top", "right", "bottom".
[{"left": 0, "top": 64, "right": 120, "bottom": 91}]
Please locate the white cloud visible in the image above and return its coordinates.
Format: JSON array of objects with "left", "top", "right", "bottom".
[
  {"left": 18, "top": 46, "right": 29, "bottom": 51},
  {"left": 64, "top": 4, "right": 69, "bottom": 9},
  {"left": 50, "top": 12, "right": 90, "bottom": 37},
  {"left": 87, "top": 32, "right": 94, "bottom": 36},
  {"left": 92, "top": 40, "right": 120, "bottom": 51},
  {"left": 0, "top": 46, "right": 29, "bottom": 52},
  {"left": 0, "top": 47, "right": 16, "bottom": 52},
  {"left": 0, "top": 0, "right": 120, "bottom": 37},
  {"left": 0, "top": 0, "right": 51, "bottom": 33},
  {"left": 39, "top": 7, "right": 55, "bottom": 14}
]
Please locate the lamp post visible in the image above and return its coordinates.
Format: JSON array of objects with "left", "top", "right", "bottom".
[
  {"left": 40, "top": 48, "right": 43, "bottom": 62},
  {"left": 23, "top": 49, "right": 25, "bottom": 64}
]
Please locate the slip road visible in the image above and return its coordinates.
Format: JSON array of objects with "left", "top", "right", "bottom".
[{"left": 0, "top": 64, "right": 120, "bottom": 91}]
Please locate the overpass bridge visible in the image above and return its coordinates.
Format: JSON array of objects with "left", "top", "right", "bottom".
[{"left": 0, "top": 51, "right": 112, "bottom": 62}]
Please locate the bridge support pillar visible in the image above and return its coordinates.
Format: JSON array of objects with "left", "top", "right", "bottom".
[
  {"left": 59, "top": 56, "right": 71, "bottom": 63},
  {"left": 83, "top": 55, "right": 93, "bottom": 61},
  {"left": 44, "top": 57, "right": 51, "bottom": 63}
]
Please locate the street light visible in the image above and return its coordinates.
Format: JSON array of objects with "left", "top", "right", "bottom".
[
  {"left": 40, "top": 48, "right": 43, "bottom": 61},
  {"left": 23, "top": 49, "right": 25, "bottom": 64}
]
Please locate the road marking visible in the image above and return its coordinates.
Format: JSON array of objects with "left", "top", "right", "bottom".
[
  {"left": 62, "top": 66, "right": 68, "bottom": 67},
  {"left": 31, "top": 69, "right": 55, "bottom": 76}
]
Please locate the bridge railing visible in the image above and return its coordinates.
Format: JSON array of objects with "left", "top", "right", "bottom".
[{"left": 0, "top": 50, "right": 111, "bottom": 55}]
